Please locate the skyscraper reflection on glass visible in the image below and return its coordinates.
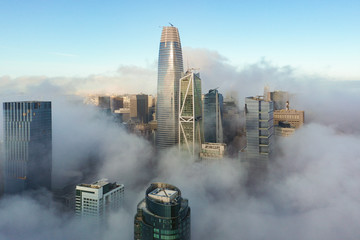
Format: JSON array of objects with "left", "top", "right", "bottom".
[
  {"left": 3, "top": 101, "right": 52, "bottom": 194},
  {"left": 156, "top": 26, "right": 184, "bottom": 150}
]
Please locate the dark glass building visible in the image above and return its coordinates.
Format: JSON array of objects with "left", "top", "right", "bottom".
[
  {"left": 134, "top": 183, "right": 190, "bottom": 240},
  {"left": 3, "top": 101, "right": 52, "bottom": 194},
  {"left": 137, "top": 94, "right": 149, "bottom": 124},
  {"left": 203, "top": 89, "right": 223, "bottom": 143},
  {"left": 156, "top": 26, "right": 184, "bottom": 150}
]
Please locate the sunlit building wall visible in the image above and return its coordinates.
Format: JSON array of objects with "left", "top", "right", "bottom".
[
  {"left": 178, "top": 70, "right": 203, "bottom": 156},
  {"left": 156, "top": 26, "right": 184, "bottom": 150}
]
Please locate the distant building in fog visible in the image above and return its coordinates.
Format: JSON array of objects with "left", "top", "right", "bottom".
[
  {"left": 130, "top": 94, "right": 149, "bottom": 123},
  {"left": 3, "top": 101, "right": 52, "bottom": 194},
  {"left": 136, "top": 94, "right": 149, "bottom": 123},
  {"left": 134, "top": 183, "right": 190, "bottom": 240},
  {"left": 244, "top": 96, "right": 274, "bottom": 162},
  {"left": 75, "top": 179, "right": 124, "bottom": 223},
  {"left": 273, "top": 101, "right": 304, "bottom": 137},
  {"left": 200, "top": 142, "right": 226, "bottom": 160},
  {"left": 275, "top": 121, "right": 296, "bottom": 137},
  {"left": 110, "top": 96, "right": 123, "bottom": 112},
  {"left": 273, "top": 105, "right": 304, "bottom": 128},
  {"left": 203, "top": 89, "right": 223, "bottom": 143},
  {"left": 98, "top": 96, "right": 110, "bottom": 109},
  {"left": 268, "top": 90, "right": 289, "bottom": 110}
]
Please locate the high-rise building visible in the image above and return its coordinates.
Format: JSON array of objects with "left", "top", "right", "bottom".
[
  {"left": 134, "top": 183, "right": 190, "bottom": 240},
  {"left": 179, "top": 70, "right": 203, "bottom": 155},
  {"left": 203, "top": 89, "right": 223, "bottom": 143},
  {"left": 3, "top": 101, "right": 52, "bottom": 194},
  {"left": 273, "top": 107, "right": 304, "bottom": 128},
  {"left": 269, "top": 91, "right": 289, "bottom": 110},
  {"left": 75, "top": 179, "right": 124, "bottom": 223},
  {"left": 156, "top": 26, "right": 184, "bottom": 150},
  {"left": 110, "top": 96, "right": 124, "bottom": 112},
  {"left": 130, "top": 95, "right": 138, "bottom": 119},
  {"left": 244, "top": 96, "right": 274, "bottom": 162},
  {"left": 137, "top": 94, "right": 149, "bottom": 124}
]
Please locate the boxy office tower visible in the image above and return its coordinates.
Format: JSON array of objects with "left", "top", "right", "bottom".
[
  {"left": 134, "top": 183, "right": 191, "bottom": 240},
  {"left": 3, "top": 101, "right": 52, "bottom": 194}
]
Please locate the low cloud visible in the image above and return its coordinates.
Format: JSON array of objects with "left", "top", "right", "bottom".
[{"left": 0, "top": 48, "right": 359, "bottom": 239}]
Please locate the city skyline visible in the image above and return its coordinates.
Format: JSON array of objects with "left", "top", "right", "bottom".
[
  {"left": 0, "top": 2, "right": 360, "bottom": 240},
  {"left": 1, "top": 1, "right": 359, "bottom": 82}
]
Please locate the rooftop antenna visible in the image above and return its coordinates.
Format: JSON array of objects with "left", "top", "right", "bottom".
[{"left": 169, "top": 22, "right": 173, "bottom": 27}]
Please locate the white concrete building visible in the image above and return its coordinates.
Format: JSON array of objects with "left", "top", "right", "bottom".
[{"left": 75, "top": 179, "right": 124, "bottom": 223}]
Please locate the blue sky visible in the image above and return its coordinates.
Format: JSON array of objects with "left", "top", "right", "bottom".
[{"left": 1, "top": 0, "right": 359, "bottom": 79}]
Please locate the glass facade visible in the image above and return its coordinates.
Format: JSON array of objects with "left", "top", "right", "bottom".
[
  {"left": 3, "top": 101, "right": 52, "bottom": 193},
  {"left": 134, "top": 183, "right": 191, "bottom": 240},
  {"left": 245, "top": 97, "right": 274, "bottom": 162},
  {"left": 179, "top": 71, "right": 203, "bottom": 156},
  {"left": 156, "top": 26, "right": 184, "bottom": 150},
  {"left": 203, "top": 89, "right": 223, "bottom": 143}
]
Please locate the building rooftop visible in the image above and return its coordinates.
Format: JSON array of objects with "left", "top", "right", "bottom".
[
  {"left": 77, "top": 179, "right": 123, "bottom": 193},
  {"left": 148, "top": 187, "right": 179, "bottom": 203}
]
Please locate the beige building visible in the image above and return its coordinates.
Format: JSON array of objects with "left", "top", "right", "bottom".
[
  {"left": 273, "top": 109, "right": 304, "bottom": 128},
  {"left": 275, "top": 126, "right": 296, "bottom": 137},
  {"left": 200, "top": 142, "right": 226, "bottom": 160}
]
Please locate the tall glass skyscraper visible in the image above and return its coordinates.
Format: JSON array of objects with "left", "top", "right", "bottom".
[
  {"left": 203, "top": 89, "right": 224, "bottom": 143},
  {"left": 156, "top": 26, "right": 184, "bottom": 150},
  {"left": 244, "top": 96, "right": 274, "bottom": 162},
  {"left": 3, "top": 101, "right": 52, "bottom": 194},
  {"left": 134, "top": 183, "right": 191, "bottom": 240},
  {"left": 179, "top": 70, "right": 203, "bottom": 156}
]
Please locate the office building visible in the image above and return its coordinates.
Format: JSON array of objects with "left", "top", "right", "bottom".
[
  {"left": 98, "top": 96, "right": 111, "bottom": 109},
  {"left": 203, "top": 89, "right": 223, "bottom": 143},
  {"left": 75, "top": 179, "right": 124, "bottom": 222},
  {"left": 269, "top": 91, "right": 289, "bottom": 110},
  {"left": 156, "top": 26, "right": 184, "bottom": 150},
  {"left": 3, "top": 101, "right": 52, "bottom": 194},
  {"left": 273, "top": 105, "right": 304, "bottom": 128},
  {"left": 179, "top": 70, "right": 203, "bottom": 155},
  {"left": 244, "top": 96, "right": 274, "bottom": 162},
  {"left": 110, "top": 96, "right": 124, "bottom": 112},
  {"left": 200, "top": 142, "right": 226, "bottom": 160},
  {"left": 136, "top": 94, "right": 149, "bottom": 123},
  {"left": 134, "top": 183, "right": 190, "bottom": 240},
  {"left": 275, "top": 121, "right": 296, "bottom": 137}
]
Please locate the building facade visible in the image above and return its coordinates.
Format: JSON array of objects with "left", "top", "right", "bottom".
[
  {"left": 200, "top": 142, "right": 226, "bottom": 160},
  {"left": 156, "top": 26, "right": 184, "bottom": 150},
  {"left": 75, "top": 179, "right": 124, "bottom": 223},
  {"left": 136, "top": 94, "right": 149, "bottom": 124},
  {"left": 203, "top": 89, "right": 223, "bottom": 143},
  {"left": 244, "top": 96, "right": 274, "bottom": 162},
  {"left": 273, "top": 109, "right": 304, "bottom": 128},
  {"left": 134, "top": 183, "right": 191, "bottom": 240},
  {"left": 269, "top": 91, "right": 289, "bottom": 110},
  {"left": 179, "top": 70, "right": 203, "bottom": 156},
  {"left": 3, "top": 101, "right": 52, "bottom": 194}
]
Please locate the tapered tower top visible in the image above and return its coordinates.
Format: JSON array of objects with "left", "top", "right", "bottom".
[{"left": 160, "top": 26, "right": 181, "bottom": 43}]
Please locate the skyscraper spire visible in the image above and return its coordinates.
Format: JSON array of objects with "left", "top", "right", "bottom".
[{"left": 156, "top": 26, "right": 184, "bottom": 150}]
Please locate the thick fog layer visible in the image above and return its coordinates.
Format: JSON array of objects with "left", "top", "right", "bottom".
[{"left": 1, "top": 49, "right": 360, "bottom": 239}]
